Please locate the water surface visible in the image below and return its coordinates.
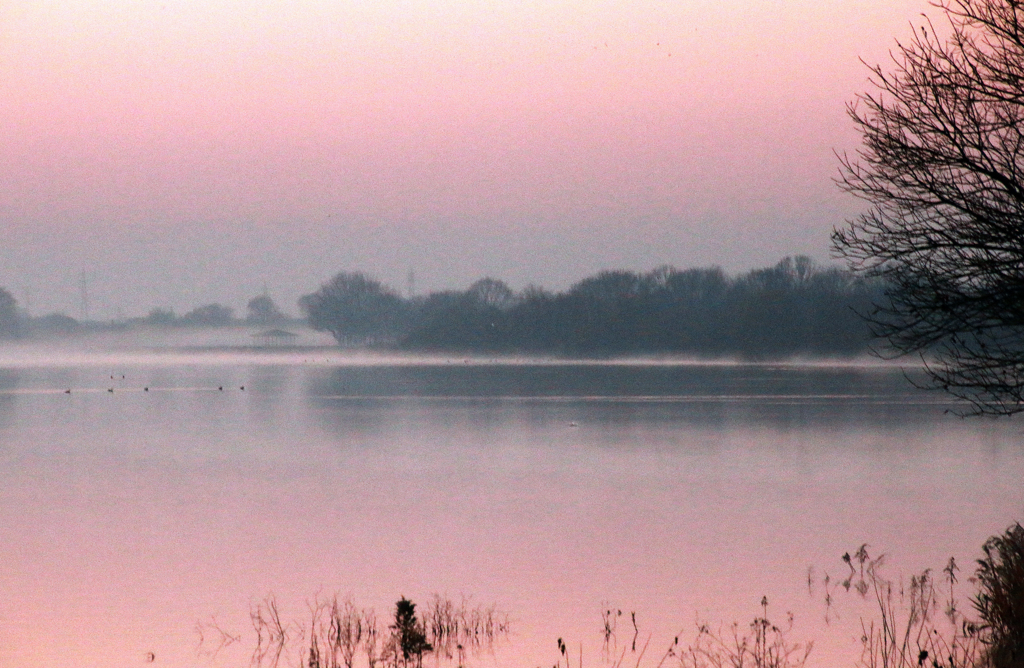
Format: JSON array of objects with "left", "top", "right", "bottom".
[{"left": 0, "top": 351, "right": 1020, "bottom": 668}]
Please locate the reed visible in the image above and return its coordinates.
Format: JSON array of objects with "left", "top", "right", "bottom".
[
  {"left": 975, "top": 523, "right": 1024, "bottom": 668},
  {"left": 195, "top": 525, "right": 1022, "bottom": 668},
  {"left": 201, "top": 594, "right": 511, "bottom": 668},
  {"left": 563, "top": 597, "right": 811, "bottom": 668},
  {"left": 832, "top": 548, "right": 983, "bottom": 668},
  {"left": 817, "top": 522, "right": 1024, "bottom": 668}
]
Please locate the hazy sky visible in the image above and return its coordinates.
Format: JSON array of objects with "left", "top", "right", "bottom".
[{"left": 0, "top": 0, "right": 928, "bottom": 319}]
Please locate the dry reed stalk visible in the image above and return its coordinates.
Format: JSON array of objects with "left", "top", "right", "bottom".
[{"left": 827, "top": 547, "right": 984, "bottom": 668}]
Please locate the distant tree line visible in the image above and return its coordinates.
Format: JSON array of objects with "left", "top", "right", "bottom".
[
  {"left": 138, "top": 295, "right": 289, "bottom": 328},
  {"left": 300, "top": 257, "right": 884, "bottom": 358},
  {"left": 0, "top": 258, "right": 883, "bottom": 357},
  {"left": 0, "top": 290, "right": 290, "bottom": 339}
]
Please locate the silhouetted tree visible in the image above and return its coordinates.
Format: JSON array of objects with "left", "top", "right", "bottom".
[
  {"left": 246, "top": 294, "right": 285, "bottom": 325},
  {"left": 145, "top": 308, "right": 177, "bottom": 326},
  {"left": 180, "top": 303, "right": 234, "bottom": 326},
  {"left": 561, "top": 270, "right": 654, "bottom": 354},
  {"left": 0, "top": 287, "right": 19, "bottom": 338},
  {"left": 30, "top": 313, "right": 80, "bottom": 336},
  {"left": 392, "top": 260, "right": 876, "bottom": 357},
  {"left": 727, "top": 257, "right": 841, "bottom": 356},
  {"left": 467, "top": 277, "right": 516, "bottom": 309},
  {"left": 389, "top": 597, "right": 431, "bottom": 668},
  {"left": 834, "top": 0, "right": 1024, "bottom": 414},
  {"left": 506, "top": 285, "right": 561, "bottom": 351},
  {"left": 402, "top": 288, "right": 510, "bottom": 351},
  {"left": 299, "top": 272, "right": 405, "bottom": 344},
  {"left": 654, "top": 266, "right": 730, "bottom": 352}
]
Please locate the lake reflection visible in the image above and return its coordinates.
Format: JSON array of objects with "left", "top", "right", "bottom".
[
  {"left": 305, "top": 362, "right": 955, "bottom": 432},
  {"left": 0, "top": 354, "right": 1021, "bottom": 668}
]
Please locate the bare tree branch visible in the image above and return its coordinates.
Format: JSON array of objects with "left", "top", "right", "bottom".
[{"left": 835, "top": 0, "right": 1024, "bottom": 415}]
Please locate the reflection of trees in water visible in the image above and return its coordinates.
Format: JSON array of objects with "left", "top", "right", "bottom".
[
  {"left": 306, "top": 397, "right": 401, "bottom": 439},
  {"left": 303, "top": 364, "right": 957, "bottom": 435},
  {"left": 305, "top": 364, "right": 892, "bottom": 400},
  {"left": 0, "top": 369, "right": 18, "bottom": 431}
]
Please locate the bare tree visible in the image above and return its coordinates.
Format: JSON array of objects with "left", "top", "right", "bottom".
[
  {"left": 247, "top": 294, "right": 286, "bottom": 325},
  {"left": 181, "top": 303, "right": 235, "bottom": 327},
  {"left": 834, "top": 0, "right": 1024, "bottom": 414},
  {"left": 466, "top": 278, "right": 516, "bottom": 309},
  {"left": 299, "top": 272, "right": 406, "bottom": 345}
]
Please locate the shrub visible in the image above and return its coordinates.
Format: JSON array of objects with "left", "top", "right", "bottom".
[{"left": 975, "top": 523, "right": 1024, "bottom": 668}]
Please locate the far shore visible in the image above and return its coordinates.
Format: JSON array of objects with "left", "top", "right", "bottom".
[{"left": 0, "top": 331, "right": 915, "bottom": 370}]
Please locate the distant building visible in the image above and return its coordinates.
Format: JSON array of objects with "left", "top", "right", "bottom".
[{"left": 252, "top": 329, "right": 299, "bottom": 347}]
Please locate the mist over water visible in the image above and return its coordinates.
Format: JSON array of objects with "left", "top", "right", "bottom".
[{"left": 0, "top": 351, "right": 1020, "bottom": 668}]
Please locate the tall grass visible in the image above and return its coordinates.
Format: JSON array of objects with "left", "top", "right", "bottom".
[
  {"left": 829, "top": 547, "right": 982, "bottom": 668},
  {"left": 196, "top": 525, "right": 1022, "bottom": 668},
  {"left": 817, "top": 522, "right": 1024, "bottom": 668},
  {"left": 562, "top": 597, "right": 811, "bottom": 668},
  {"left": 552, "top": 524, "right": 1023, "bottom": 668},
  {"left": 197, "top": 594, "right": 511, "bottom": 668},
  {"left": 975, "top": 524, "right": 1024, "bottom": 668},
  {"left": 670, "top": 597, "right": 813, "bottom": 668}
]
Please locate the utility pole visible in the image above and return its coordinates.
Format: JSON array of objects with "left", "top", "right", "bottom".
[
  {"left": 406, "top": 269, "right": 416, "bottom": 299},
  {"left": 79, "top": 271, "right": 90, "bottom": 322}
]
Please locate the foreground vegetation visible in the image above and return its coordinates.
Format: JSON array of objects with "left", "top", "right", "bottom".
[
  {"left": 206, "top": 524, "right": 1022, "bottom": 668},
  {"left": 197, "top": 594, "right": 510, "bottom": 668}
]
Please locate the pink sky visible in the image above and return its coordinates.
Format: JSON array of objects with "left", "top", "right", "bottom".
[{"left": 0, "top": 0, "right": 928, "bottom": 318}]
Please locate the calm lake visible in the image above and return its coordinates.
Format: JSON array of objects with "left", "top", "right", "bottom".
[{"left": 0, "top": 349, "right": 1022, "bottom": 668}]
